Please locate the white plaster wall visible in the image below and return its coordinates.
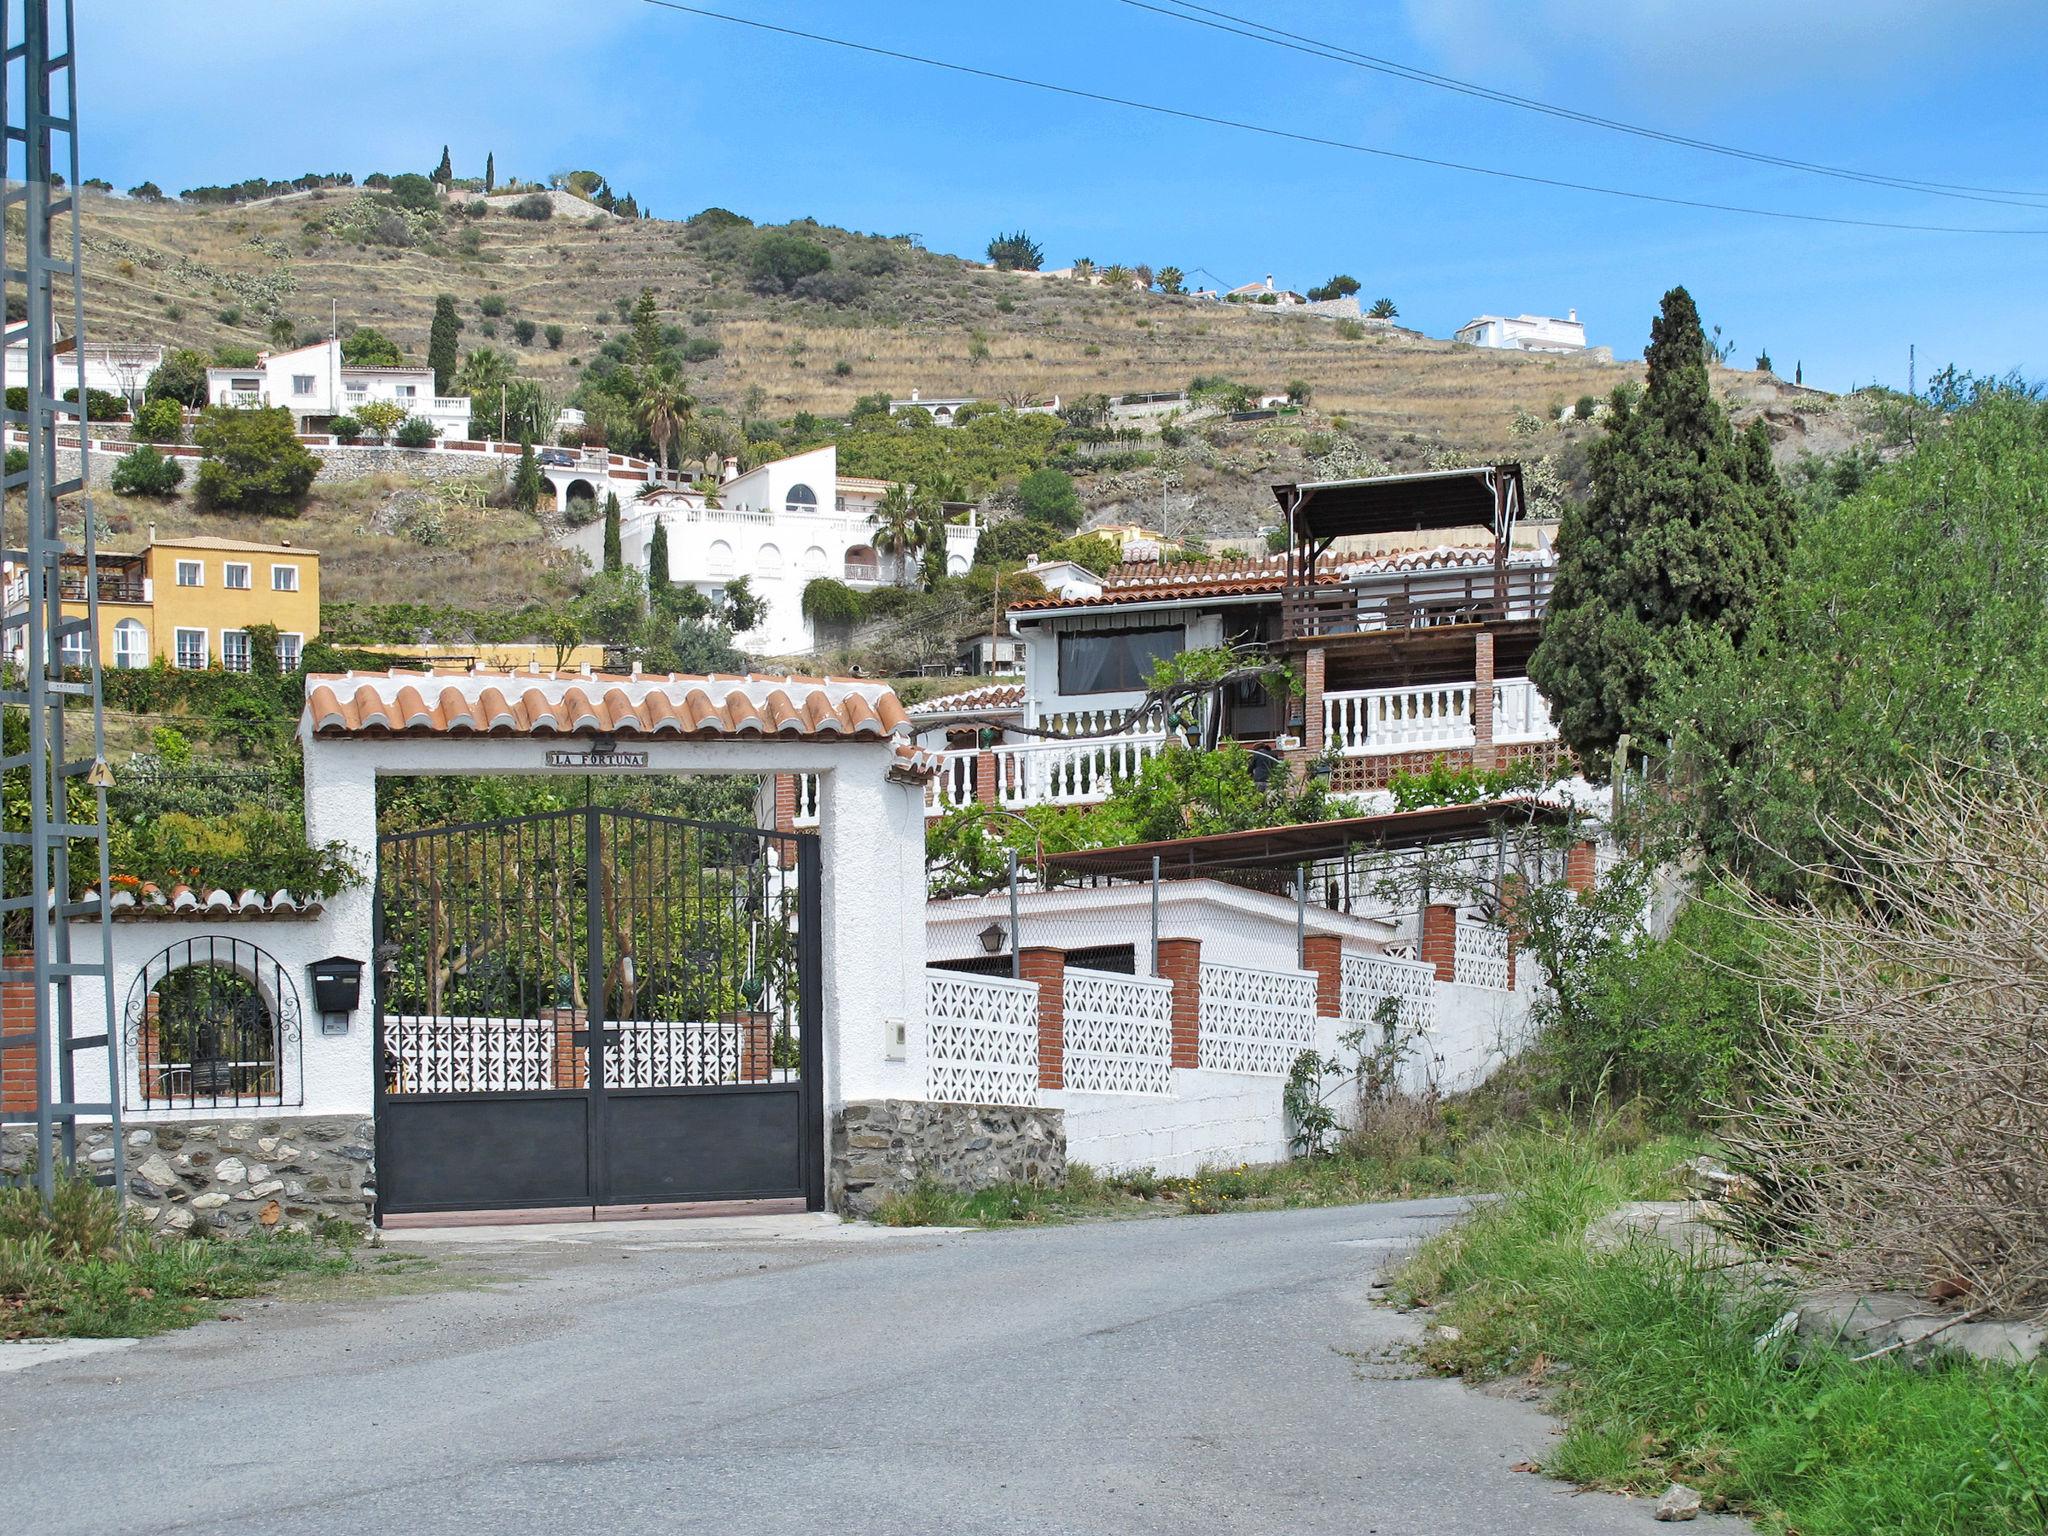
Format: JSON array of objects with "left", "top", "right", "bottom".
[
  {"left": 1051, "top": 1068, "right": 1291, "bottom": 1174},
  {"left": 1413, "top": 974, "right": 1541, "bottom": 1097}
]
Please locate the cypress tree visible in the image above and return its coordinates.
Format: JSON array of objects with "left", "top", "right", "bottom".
[
  {"left": 647, "top": 518, "right": 671, "bottom": 608},
  {"left": 602, "top": 492, "right": 623, "bottom": 573},
  {"left": 511, "top": 433, "right": 543, "bottom": 512},
  {"left": 433, "top": 145, "right": 453, "bottom": 185},
  {"left": 427, "top": 294, "right": 460, "bottom": 398},
  {"left": 1528, "top": 285, "right": 1794, "bottom": 767},
  {"left": 484, "top": 151, "right": 495, "bottom": 193},
  {"left": 629, "top": 287, "right": 662, "bottom": 367}
]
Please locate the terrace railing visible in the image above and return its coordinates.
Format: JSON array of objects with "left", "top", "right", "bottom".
[
  {"left": 1324, "top": 683, "right": 1476, "bottom": 756},
  {"left": 1283, "top": 565, "right": 1553, "bottom": 643}
]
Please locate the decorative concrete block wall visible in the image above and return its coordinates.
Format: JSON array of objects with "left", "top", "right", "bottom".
[{"left": 829, "top": 1098, "right": 1065, "bottom": 1217}]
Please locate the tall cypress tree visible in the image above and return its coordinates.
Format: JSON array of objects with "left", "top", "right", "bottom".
[
  {"left": 1529, "top": 285, "right": 1794, "bottom": 767},
  {"left": 427, "top": 294, "right": 460, "bottom": 398},
  {"left": 511, "top": 433, "right": 543, "bottom": 512},
  {"left": 484, "top": 151, "right": 495, "bottom": 193},
  {"left": 647, "top": 518, "right": 671, "bottom": 609},
  {"left": 433, "top": 145, "right": 453, "bottom": 185},
  {"left": 602, "top": 492, "right": 623, "bottom": 573}
]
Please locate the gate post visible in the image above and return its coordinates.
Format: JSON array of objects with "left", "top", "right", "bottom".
[{"left": 299, "top": 735, "right": 378, "bottom": 1105}]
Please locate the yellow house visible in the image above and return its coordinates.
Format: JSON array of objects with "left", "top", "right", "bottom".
[{"left": 43, "top": 534, "right": 320, "bottom": 673}]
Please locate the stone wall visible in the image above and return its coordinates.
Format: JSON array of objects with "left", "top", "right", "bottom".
[
  {"left": 830, "top": 1099, "right": 1065, "bottom": 1217},
  {"left": 2, "top": 1115, "right": 375, "bottom": 1236}
]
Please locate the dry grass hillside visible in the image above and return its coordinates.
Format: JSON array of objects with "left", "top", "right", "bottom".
[{"left": 69, "top": 187, "right": 1711, "bottom": 450}]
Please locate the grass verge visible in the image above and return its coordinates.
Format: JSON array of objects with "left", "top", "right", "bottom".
[
  {"left": 1394, "top": 1127, "right": 2048, "bottom": 1535},
  {"left": 1, "top": 1172, "right": 421, "bottom": 1339}
]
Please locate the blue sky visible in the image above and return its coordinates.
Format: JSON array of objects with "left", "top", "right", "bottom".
[{"left": 89, "top": 1, "right": 2048, "bottom": 392}]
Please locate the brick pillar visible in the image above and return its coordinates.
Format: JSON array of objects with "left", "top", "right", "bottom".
[
  {"left": 1420, "top": 904, "right": 1458, "bottom": 983},
  {"left": 1156, "top": 937, "right": 1202, "bottom": 1068},
  {"left": 1020, "top": 947, "right": 1066, "bottom": 1090},
  {"left": 1302, "top": 645, "right": 1327, "bottom": 752},
  {"left": 772, "top": 773, "right": 798, "bottom": 833},
  {"left": 1565, "top": 840, "right": 1597, "bottom": 895},
  {"left": 1499, "top": 873, "right": 1522, "bottom": 991},
  {"left": 974, "top": 749, "right": 998, "bottom": 806},
  {"left": 1471, "top": 631, "right": 1497, "bottom": 772},
  {"left": 1, "top": 955, "right": 37, "bottom": 1114},
  {"left": 1300, "top": 933, "right": 1343, "bottom": 1019}
]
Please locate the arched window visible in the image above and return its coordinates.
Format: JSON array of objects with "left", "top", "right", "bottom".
[
  {"left": 113, "top": 618, "right": 148, "bottom": 670},
  {"left": 756, "top": 542, "right": 783, "bottom": 577},
  {"left": 707, "top": 539, "right": 735, "bottom": 575},
  {"left": 783, "top": 482, "right": 818, "bottom": 514},
  {"left": 124, "top": 937, "right": 302, "bottom": 1109},
  {"left": 803, "top": 545, "right": 828, "bottom": 575}
]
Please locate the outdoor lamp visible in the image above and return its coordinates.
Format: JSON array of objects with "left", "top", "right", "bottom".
[
  {"left": 740, "top": 972, "right": 766, "bottom": 1009},
  {"left": 978, "top": 921, "right": 1008, "bottom": 955}
]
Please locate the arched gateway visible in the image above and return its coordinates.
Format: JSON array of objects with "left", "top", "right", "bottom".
[{"left": 300, "top": 668, "right": 936, "bottom": 1220}]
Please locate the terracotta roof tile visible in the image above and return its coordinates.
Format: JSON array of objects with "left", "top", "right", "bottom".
[
  {"left": 302, "top": 669, "right": 928, "bottom": 762},
  {"left": 1006, "top": 545, "right": 1552, "bottom": 613},
  {"left": 79, "top": 883, "right": 326, "bottom": 921},
  {"left": 908, "top": 682, "right": 1026, "bottom": 718}
]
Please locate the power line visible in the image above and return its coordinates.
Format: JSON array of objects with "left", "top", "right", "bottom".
[
  {"left": 633, "top": 1, "right": 2048, "bottom": 236},
  {"left": 1124, "top": 0, "right": 2048, "bottom": 209}
]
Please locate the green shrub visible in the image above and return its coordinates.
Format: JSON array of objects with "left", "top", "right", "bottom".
[
  {"left": 511, "top": 318, "right": 536, "bottom": 345},
  {"left": 134, "top": 396, "right": 184, "bottom": 443},
  {"left": 799, "top": 577, "right": 864, "bottom": 628},
  {"left": 477, "top": 294, "right": 506, "bottom": 317},
  {"left": 746, "top": 231, "right": 832, "bottom": 294},
  {"left": 109, "top": 805, "right": 359, "bottom": 899},
  {"left": 508, "top": 193, "right": 551, "bottom": 221},
  {"left": 543, "top": 323, "right": 564, "bottom": 349},
  {"left": 1014, "top": 466, "right": 1081, "bottom": 529},
  {"left": 191, "top": 405, "right": 319, "bottom": 516},
  {"left": 109, "top": 444, "right": 184, "bottom": 498},
  {"left": 393, "top": 415, "right": 438, "bottom": 449},
  {"left": 62, "top": 386, "right": 129, "bottom": 420},
  {"left": 329, "top": 414, "right": 360, "bottom": 443}
]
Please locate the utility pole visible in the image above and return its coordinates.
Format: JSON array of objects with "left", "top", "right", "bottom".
[{"left": 500, "top": 382, "right": 507, "bottom": 442}]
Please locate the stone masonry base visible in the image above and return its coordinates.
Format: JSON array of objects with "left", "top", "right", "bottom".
[
  {"left": 830, "top": 1099, "right": 1066, "bottom": 1218},
  {"left": 2, "top": 1115, "right": 375, "bottom": 1236}
]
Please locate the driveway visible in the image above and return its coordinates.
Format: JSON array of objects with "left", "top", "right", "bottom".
[{"left": 1, "top": 1201, "right": 1750, "bottom": 1534}]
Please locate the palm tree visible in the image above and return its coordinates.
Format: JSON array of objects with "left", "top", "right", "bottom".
[
  {"left": 868, "top": 482, "right": 920, "bottom": 585},
  {"left": 635, "top": 367, "right": 693, "bottom": 470}
]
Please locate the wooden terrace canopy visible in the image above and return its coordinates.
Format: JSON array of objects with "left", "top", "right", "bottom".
[
  {"left": 1277, "top": 465, "right": 1526, "bottom": 644},
  {"left": 1041, "top": 796, "right": 1576, "bottom": 883}
]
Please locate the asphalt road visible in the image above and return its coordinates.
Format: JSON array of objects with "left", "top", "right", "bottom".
[{"left": 2, "top": 1201, "right": 1751, "bottom": 1534}]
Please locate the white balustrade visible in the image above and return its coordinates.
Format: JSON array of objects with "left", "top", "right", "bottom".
[
  {"left": 1197, "top": 962, "right": 1318, "bottom": 1075},
  {"left": 1492, "top": 678, "right": 1555, "bottom": 743},
  {"left": 1339, "top": 952, "right": 1438, "bottom": 1038},
  {"left": 926, "top": 969, "right": 1040, "bottom": 1105},
  {"left": 1062, "top": 967, "right": 1174, "bottom": 1094},
  {"left": 993, "top": 734, "right": 1166, "bottom": 809},
  {"left": 791, "top": 772, "right": 819, "bottom": 828},
  {"left": 1454, "top": 918, "right": 1511, "bottom": 991},
  {"left": 923, "top": 751, "right": 978, "bottom": 815},
  {"left": 1038, "top": 704, "right": 1167, "bottom": 737},
  {"left": 1323, "top": 684, "right": 1475, "bottom": 756}
]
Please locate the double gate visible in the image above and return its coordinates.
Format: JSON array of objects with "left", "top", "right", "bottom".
[{"left": 374, "top": 807, "right": 822, "bottom": 1216}]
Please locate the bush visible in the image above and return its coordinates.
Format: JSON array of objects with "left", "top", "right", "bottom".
[
  {"left": 1013, "top": 467, "right": 1081, "bottom": 530},
  {"left": 62, "top": 386, "right": 128, "bottom": 421},
  {"left": 477, "top": 294, "right": 506, "bottom": 317},
  {"left": 134, "top": 396, "right": 183, "bottom": 443},
  {"left": 383, "top": 172, "right": 438, "bottom": 212},
  {"left": 393, "top": 415, "right": 438, "bottom": 448},
  {"left": 543, "top": 323, "right": 564, "bottom": 349},
  {"left": 508, "top": 193, "right": 552, "bottom": 220},
  {"left": 329, "top": 414, "right": 361, "bottom": 444},
  {"left": 791, "top": 269, "right": 866, "bottom": 306},
  {"left": 800, "top": 577, "right": 864, "bottom": 628},
  {"left": 512, "top": 318, "right": 537, "bottom": 345},
  {"left": 746, "top": 231, "right": 833, "bottom": 294},
  {"left": 191, "top": 406, "right": 319, "bottom": 515},
  {"left": 109, "top": 444, "right": 184, "bottom": 498}
]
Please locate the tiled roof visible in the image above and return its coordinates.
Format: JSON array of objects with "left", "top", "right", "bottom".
[
  {"left": 149, "top": 535, "right": 317, "bottom": 555},
  {"left": 82, "top": 884, "right": 326, "bottom": 921},
  {"left": 908, "top": 682, "right": 1026, "bottom": 718},
  {"left": 302, "top": 669, "right": 939, "bottom": 776},
  {"left": 1006, "top": 545, "right": 1548, "bottom": 613}
]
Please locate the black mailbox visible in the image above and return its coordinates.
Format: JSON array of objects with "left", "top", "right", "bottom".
[{"left": 308, "top": 956, "right": 365, "bottom": 1016}]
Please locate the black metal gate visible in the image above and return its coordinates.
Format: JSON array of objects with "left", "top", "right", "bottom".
[{"left": 373, "top": 807, "right": 822, "bottom": 1217}]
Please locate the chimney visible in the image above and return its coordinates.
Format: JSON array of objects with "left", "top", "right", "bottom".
[
  {"left": 910, "top": 388, "right": 920, "bottom": 402},
  {"left": 1264, "top": 274, "right": 1274, "bottom": 290},
  {"left": 720, "top": 455, "right": 739, "bottom": 484},
  {"left": 1568, "top": 308, "right": 1578, "bottom": 323}
]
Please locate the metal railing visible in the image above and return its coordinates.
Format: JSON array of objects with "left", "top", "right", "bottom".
[
  {"left": 1284, "top": 565, "right": 1553, "bottom": 642},
  {"left": 58, "top": 575, "right": 145, "bottom": 604}
]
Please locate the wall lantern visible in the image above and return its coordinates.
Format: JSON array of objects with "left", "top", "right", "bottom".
[
  {"left": 307, "top": 955, "right": 365, "bottom": 1035},
  {"left": 978, "top": 921, "right": 1008, "bottom": 956}
]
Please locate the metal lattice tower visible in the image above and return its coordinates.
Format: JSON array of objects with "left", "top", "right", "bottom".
[{"left": 0, "top": 0, "right": 123, "bottom": 1202}]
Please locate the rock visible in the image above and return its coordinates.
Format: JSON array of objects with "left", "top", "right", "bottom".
[
  {"left": 1432, "top": 1324, "right": 1462, "bottom": 1343},
  {"left": 248, "top": 1180, "right": 284, "bottom": 1198},
  {"left": 160, "top": 1204, "right": 195, "bottom": 1232},
  {"left": 212, "top": 1156, "right": 247, "bottom": 1184},
  {"left": 1584, "top": 1201, "right": 1745, "bottom": 1266},
  {"left": 126, "top": 1128, "right": 154, "bottom": 1148},
  {"left": 190, "top": 1193, "right": 230, "bottom": 1211},
  {"left": 1654, "top": 1483, "right": 1702, "bottom": 1521},
  {"left": 257, "top": 1200, "right": 282, "bottom": 1227},
  {"left": 257, "top": 1137, "right": 279, "bottom": 1154},
  {"left": 135, "top": 1152, "right": 178, "bottom": 1190}
]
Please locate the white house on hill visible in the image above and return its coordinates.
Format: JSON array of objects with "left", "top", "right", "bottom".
[
  {"left": 565, "top": 443, "right": 982, "bottom": 658},
  {"left": 1455, "top": 311, "right": 1588, "bottom": 354},
  {"left": 204, "top": 339, "right": 472, "bottom": 439}
]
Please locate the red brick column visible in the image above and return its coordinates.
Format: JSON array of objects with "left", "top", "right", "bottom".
[
  {"left": 1, "top": 955, "right": 37, "bottom": 1114},
  {"left": 1471, "top": 632, "right": 1497, "bottom": 772},
  {"left": 1420, "top": 904, "right": 1458, "bottom": 983},
  {"left": 1302, "top": 645, "right": 1327, "bottom": 752},
  {"left": 771, "top": 773, "right": 799, "bottom": 833},
  {"left": 1020, "top": 947, "right": 1066, "bottom": 1090},
  {"left": 1499, "top": 874, "right": 1522, "bottom": 991},
  {"left": 1156, "top": 938, "right": 1202, "bottom": 1068},
  {"left": 1565, "top": 840, "right": 1597, "bottom": 895},
  {"left": 1299, "top": 933, "right": 1343, "bottom": 1019},
  {"left": 974, "top": 749, "right": 998, "bottom": 806}
]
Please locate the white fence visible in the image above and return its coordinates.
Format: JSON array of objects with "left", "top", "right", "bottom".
[
  {"left": 1197, "top": 961, "right": 1318, "bottom": 1075},
  {"left": 1339, "top": 953, "right": 1438, "bottom": 1037},
  {"left": 1323, "top": 684, "right": 1476, "bottom": 756},
  {"left": 925, "top": 750, "right": 977, "bottom": 815},
  {"left": 384, "top": 1015, "right": 556, "bottom": 1093},
  {"left": 1454, "top": 918, "right": 1511, "bottom": 991},
  {"left": 1492, "top": 679, "right": 1554, "bottom": 743},
  {"left": 993, "top": 734, "right": 1166, "bottom": 809},
  {"left": 925, "top": 969, "right": 1040, "bottom": 1106},
  {"left": 1062, "top": 967, "right": 1174, "bottom": 1094}
]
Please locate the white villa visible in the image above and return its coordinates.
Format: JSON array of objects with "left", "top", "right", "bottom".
[
  {"left": 2, "top": 335, "right": 163, "bottom": 407},
  {"left": 204, "top": 339, "right": 472, "bottom": 439},
  {"left": 564, "top": 443, "right": 983, "bottom": 658},
  {"left": 887, "top": 388, "right": 1061, "bottom": 427},
  {"left": 1455, "top": 310, "right": 1589, "bottom": 354}
]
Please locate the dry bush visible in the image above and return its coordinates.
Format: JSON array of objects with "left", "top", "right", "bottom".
[{"left": 1730, "top": 764, "right": 2048, "bottom": 1316}]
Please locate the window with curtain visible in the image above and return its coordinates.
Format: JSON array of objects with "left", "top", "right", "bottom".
[{"left": 1056, "top": 624, "right": 1183, "bottom": 696}]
